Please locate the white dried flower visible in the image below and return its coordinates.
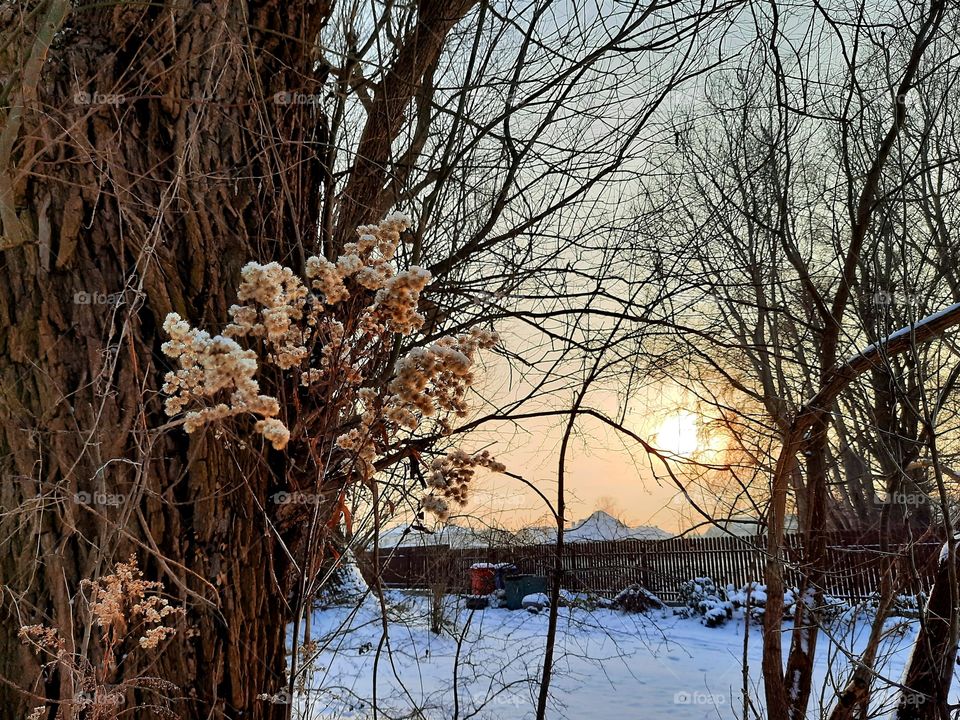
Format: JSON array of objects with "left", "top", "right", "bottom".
[
  {"left": 421, "top": 494, "right": 450, "bottom": 521},
  {"left": 305, "top": 257, "right": 349, "bottom": 304},
  {"left": 160, "top": 215, "right": 498, "bottom": 522},
  {"left": 255, "top": 418, "right": 290, "bottom": 450},
  {"left": 161, "top": 313, "right": 289, "bottom": 448},
  {"left": 368, "top": 266, "right": 432, "bottom": 334}
]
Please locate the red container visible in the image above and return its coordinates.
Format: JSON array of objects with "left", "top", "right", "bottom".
[{"left": 469, "top": 565, "right": 496, "bottom": 595}]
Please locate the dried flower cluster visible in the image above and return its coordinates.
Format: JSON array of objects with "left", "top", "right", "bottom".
[
  {"left": 82, "top": 554, "right": 182, "bottom": 649},
  {"left": 422, "top": 449, "right": 507, "bottom": 521},
  {"left": 161, "top": 213, "right": 504, "bottom": 518},
  {"left": 19, "top": 626, "right": 68, "bottom": 720},
  {"left": 385, "top": 329, "right": 499, "bottom": 430},
  {"left": 20, "top": 556, "right": 183, "bottom": 720},
  {"left": 305, "top": 212, "right": 411, "bottom": 303},
  {"left": 225, "top": 261, "right": 309, "bottom": 370},
  {"left": 333, "top": 327, "right": 500, "bottom": 505},
  {"left": 161, "top": 214, "right": 423, "bottom": 450},
  {"left": 18, "top": 624, "right": 66, "bottom": 657},
  {"left": 368, "top": 267, "right": 432, "bottom": 333},
  {"left": 161, "top": 314, "right": 285, "bottom": 447}
]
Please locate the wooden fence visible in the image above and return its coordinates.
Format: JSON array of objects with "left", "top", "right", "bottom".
[{"left": 366, "top": 532, "right": 943, "bottom": 604}]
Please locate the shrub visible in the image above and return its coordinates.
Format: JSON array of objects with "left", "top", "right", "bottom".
[
  {"left": 316, "top": 555, "right": 369, "bottom": 607},
  {"left": 19, "top": 556, "right": 182, "bottom": 719},
  {"left": 815, "top": 593, "right": 854, "bottom": 623},
  {"left": 863, "top": 591, "right": 926, "bottom": 619},
  {"left": 892, "top": 592, "right": 926, "bottom": 618},
  {"left": 677, "top": 577, "right": 732, "bottom": 627},
  {"left": 728, "top": 583, "right": 860, "bottom": 625},
  {"left": 614, "top": 584, "right": 666, "bottom": 614}
]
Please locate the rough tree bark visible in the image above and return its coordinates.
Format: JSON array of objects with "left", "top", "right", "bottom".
[{"left": 0, "top": 1, "right": 475, "bottom": 718}]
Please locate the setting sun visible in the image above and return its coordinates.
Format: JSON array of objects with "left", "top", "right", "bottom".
[{"left": 655, "top": 412, "right": 699, "bottom": 456}]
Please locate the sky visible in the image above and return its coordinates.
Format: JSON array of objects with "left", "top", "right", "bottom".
[{"left": 459, "top": 365, "right": 717, "bottom": 534}]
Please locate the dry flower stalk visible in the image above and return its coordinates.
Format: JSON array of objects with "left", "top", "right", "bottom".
[{"left": 19, "top": 555, "right": 183, "bottom": 719}]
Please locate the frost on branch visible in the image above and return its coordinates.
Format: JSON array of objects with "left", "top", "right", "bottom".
[{"left": 160, "top": 213, "right": 504, "bottom": 518}]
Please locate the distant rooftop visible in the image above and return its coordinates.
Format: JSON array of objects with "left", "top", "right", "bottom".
[
  {"left": 374, "top": 510, "right": 671, "bottom": 548},
  {"left": 701, "top": 515, "right": 798, "bottom": 538}
]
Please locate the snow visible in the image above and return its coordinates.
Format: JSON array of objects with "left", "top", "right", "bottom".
[
  {"left": 729, "top": 582, "right": 767, "bottom": 606},
  {"left": 522, "top": 592, "right": 550, "bottom": 607},
  {"left": 336, "top": 556, "right": 368, "bottom": 596},
  {"left": 375, "top": 523, "right": 515, "bottom": 549},
  {"left": 702, "top": 515, "right": 798, "bottom": 537},
  {"left": 291, "top": 591, "right": 947, "bottom": 719},
  {"left": 469, "top": 562, "right": 515, "bottom": 570},
  {"left": 849, "top": 301, "right": 960, "bottom": 362},
  {"left": 562, "top": 511, "right": 671, "bottom": 542}
]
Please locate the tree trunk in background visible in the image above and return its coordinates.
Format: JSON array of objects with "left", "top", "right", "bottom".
[
  {"left": 782, "top": 417, "right": 830, "bottom": 719},
  {"left": 894, "top": 546, "right": 960, "bottom": 720}
]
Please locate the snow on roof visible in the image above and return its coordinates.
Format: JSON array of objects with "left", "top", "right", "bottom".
[
  {"left": 701, "top": 515, "right": 798, "bottom": 538},
  {"left": 374, "top": 511, "right": 671, "bottom": 548},
  {"left": 514, "top": 511, "right": 670, "bottom": 544},
  {"left": 564, "top": 511, "right": 671, "bottom": 543},
  {"left": 375, "top": 523, "right": 514, "bottom": 549}
]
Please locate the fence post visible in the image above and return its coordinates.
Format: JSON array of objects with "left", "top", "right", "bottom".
[{"left": 640, "top": 541, "right": 650, "bottom": 592}]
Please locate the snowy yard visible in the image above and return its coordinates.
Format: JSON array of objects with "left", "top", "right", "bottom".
[{"left": 291, "top": 591, "right": 946, "bottom": 720}]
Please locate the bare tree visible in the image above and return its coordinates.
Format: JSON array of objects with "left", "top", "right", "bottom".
[{"left": 632, "top": 0, "right": 960, "bottom": 717}]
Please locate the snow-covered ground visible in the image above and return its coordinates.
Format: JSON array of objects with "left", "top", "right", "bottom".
[{"left": 289, "top": 590, "right": 949, "bottom": 720}]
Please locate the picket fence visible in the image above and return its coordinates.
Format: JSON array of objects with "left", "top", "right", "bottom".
[{"left": 366, "top": 532, "right": 943, "bottom": 603}]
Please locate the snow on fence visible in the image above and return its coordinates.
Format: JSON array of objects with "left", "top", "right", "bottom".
[{"left": 365, "top": 532, "right": 943, "bottom": 603}]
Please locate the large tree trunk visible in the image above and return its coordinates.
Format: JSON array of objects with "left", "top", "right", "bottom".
[
  {"left": 1, "top": 0, "right": 478, "bottom": 714},
  {"left": 0, "top": 3, "right": 333, "bottom": 717}
]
